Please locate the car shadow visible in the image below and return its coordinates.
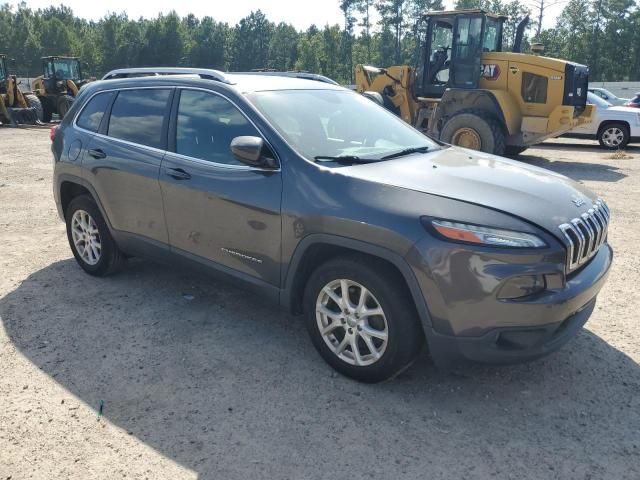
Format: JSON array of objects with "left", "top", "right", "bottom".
[
  {"left": 2, "top": 259, "right": 639, "bottom": 478},
  {"left": 515, "top": 150, "right": 629, "bottom": 183}
]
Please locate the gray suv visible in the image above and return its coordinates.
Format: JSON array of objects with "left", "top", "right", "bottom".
[{"left": 51, "top": 70, "right": 613, "bottom": 382}]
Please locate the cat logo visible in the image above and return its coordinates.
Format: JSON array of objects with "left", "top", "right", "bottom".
[
  {"left": 509, "top": 65, "right": 519, "bottom": 75},
  {"left": 480, "top": 64, "right": 500, "bottom": 81}
]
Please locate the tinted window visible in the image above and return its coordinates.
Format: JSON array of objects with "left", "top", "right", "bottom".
[
  {"left": 522, "top": 73, "right": 548, "bottom": 104},
  {"left": 108, "top": 89, "right": 171, "bottom": 149},
  {"left": 76, "top": 92, "right": 113, "bottom": 132},
  {"left": 176, "top": 90, "right": 259, "bottom": 165}
]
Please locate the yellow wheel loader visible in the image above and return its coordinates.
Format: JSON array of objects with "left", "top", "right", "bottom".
[
  {"left": 0, "top": 54, "right": 43, "bottom": 126},
  {"left": 354, "top": 9, "right": 594, "bottom": 156},
  {"left": 31, "top": 56, "right": 93, "bottom": 122}
]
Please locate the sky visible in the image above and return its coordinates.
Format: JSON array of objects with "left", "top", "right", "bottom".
[{"left": 3, "top": 0, "right": 561, "bottom": 30}]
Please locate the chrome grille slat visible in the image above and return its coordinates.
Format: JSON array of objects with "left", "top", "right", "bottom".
[{"left": 558, "top": 198, "right": 610, "bottom": 272}]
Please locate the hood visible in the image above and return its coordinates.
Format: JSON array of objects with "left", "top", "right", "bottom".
[
  {"left": 342, "top": 147, "right": 599, "bottom": 236},
  {"left": 608, "top": 106, "right": 640, "bottom": 114}
]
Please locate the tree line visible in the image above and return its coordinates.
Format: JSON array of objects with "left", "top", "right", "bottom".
[{"left": 0, "top": 0, "right": 638, "bottom": 83}]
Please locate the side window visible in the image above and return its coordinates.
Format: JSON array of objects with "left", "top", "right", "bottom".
[
  {"left": 76, "top": 92, "right": 114, "bottom": 132},
  {"left": 108, "top": 89, "right": 171, "bottom": 149},
  {"left": 521, "top": 72, "right": 548, "bottom": 104},
  {"left": 175, "top": 90, "right": 261, "bottom": 165}
]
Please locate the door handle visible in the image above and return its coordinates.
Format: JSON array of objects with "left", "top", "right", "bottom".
[
  {"left": 165, "top": 167, "right": 191, "bottom": 180},
  {"left": 88, "top": 148, "right": 106, "bottom": 159}
]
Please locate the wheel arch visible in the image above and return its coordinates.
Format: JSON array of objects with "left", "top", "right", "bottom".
[
  {"left": 57, "top": 174, "right": 113, "bottom": 231},
  {"left": 435, "top": 89, "right": 511, "bottom": 135},
  {"left": 281, "top": 234, "right": 433, "bottom": 330},
  {"left": 597, "top": 119, "right": 630, "bottom": 136}
]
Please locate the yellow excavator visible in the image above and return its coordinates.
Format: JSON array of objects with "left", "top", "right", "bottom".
[
  {"left": 31, "top": 56, "right": 94, "bottom": 122},
  {"left": 355, "top": 9, "right": 593, "bottom": 155},
  {"left": 0, "top": 54, "right": 43, "bottom": 126}
]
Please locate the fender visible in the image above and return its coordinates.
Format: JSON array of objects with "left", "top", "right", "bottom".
[
  {"left": 55, "top": 172, "right": 113, "bottom": 231},
  {"left": 433, "top": 88, "right": 518, "bottom": 136},
  {"left": 281, "top": 233, "right": 433, "bottom": 330}
]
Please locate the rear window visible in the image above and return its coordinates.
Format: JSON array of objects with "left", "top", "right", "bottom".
[
  {"left": 76, "top": 92, "right": 114, "bottom": 132},
  {"left": 107, "top": 89, "right": 171, "bottom": 149}
]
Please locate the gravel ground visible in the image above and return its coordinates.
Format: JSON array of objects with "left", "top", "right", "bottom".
[{"left": 1, "top": 128, "right": 639, "bottom": 479}]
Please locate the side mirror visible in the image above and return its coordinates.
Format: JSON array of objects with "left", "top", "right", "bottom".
[{"left": 230, "top": 136, "right": 277, "bottom": 169}]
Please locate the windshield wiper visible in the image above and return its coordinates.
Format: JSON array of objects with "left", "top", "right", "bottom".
[
  {"left": 313, "top": 155, "right": 380, "bottom": 164},
  {"left": 379, "top": 146, "right": 430, "bottom": 160}
]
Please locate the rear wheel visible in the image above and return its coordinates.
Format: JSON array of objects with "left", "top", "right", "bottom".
[
  {"left": 66, "top": 195, "right": 125, "bottom": 276},
  {"left": 303, "top": 256, "right": 424, "bottom": 383},
  {"left": 440, "top": 110, "right": 506, "bottom": 155},
  {"left": 24, "top": 94, "right": 43, "bottom": 123},
  {"left": 598, "top": 123, "right": 629, "bottom": 150}
]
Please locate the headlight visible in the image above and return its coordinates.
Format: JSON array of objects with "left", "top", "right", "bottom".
[{"left": 427, "top": 219, "right": 547, "bottom": 248}]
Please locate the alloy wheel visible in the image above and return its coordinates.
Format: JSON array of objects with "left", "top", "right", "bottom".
[
  {"left": 315, "top": 279, "right": 388, "bottom": 366},
  {"left": 71, "top": 209, "right": 101, "bottom": 265}
]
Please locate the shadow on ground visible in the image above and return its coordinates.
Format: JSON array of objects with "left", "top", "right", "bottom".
[
  {"left": 2, "top": 259, "right": 639, "bottom": 478},
  {"left": 515, "top": 145, "right": 631, "bottom": 183}
]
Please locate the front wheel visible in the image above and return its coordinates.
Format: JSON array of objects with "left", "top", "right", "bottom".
[
  {"left": 24, "top": 94, "right": 43, "bottom": 123},
  {"left": 598, "top": 123, "right": 629, "bottom": 150},
  {"left": 303, "top": 257, "right": 424, "bottom": 383},
  {"left": 56, "top": 94, "right": 75, "bottom": 119},
  {"left": 439, "top": 110, "right": 505, "bottom": 155}
]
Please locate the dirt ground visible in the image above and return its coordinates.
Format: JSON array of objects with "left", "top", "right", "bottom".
[{"left": 1, "top": 127, "right": 638, "bottom": 480}]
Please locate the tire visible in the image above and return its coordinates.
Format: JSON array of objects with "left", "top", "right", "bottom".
[
  {"left": 41, "top": 97, "right": 53, "bottom": 123},
  {"left": 598, "top": 122, "right": 629, "bottom": 150},
  {"left": 24, "top": 94, "right": 43, "bottom": 123},
  {"left": 504, "top": 145, "right": 528, "bottom": 156},
  {"left": 440, "top": 110, "right": 506, "bottom": 155},
  {"left": 56, "top": 94, "right": 75, "bottom": 119},
  {"left": 65, "top": 195, "right": 125, "bottom": 276},
  {"left": 303, "top": 256, "right": 425, "bottom": 383}
]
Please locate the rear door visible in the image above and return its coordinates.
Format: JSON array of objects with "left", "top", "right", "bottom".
[
  {"left": 82, "top": 87, "right": 172, "bottom": 244},
  {"left": 450, "top": 15, "right": 484, "bottom": 89},
  {"left": 159, "top": 88, "right": 282, "bottom": 286}
]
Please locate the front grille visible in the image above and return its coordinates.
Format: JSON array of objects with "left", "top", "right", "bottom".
[
  {"left": 563, "top": 63, "right": 589, "bottom": 115},
  {"left": 558, "top": 199, "right": 610, "bottom": 272}
]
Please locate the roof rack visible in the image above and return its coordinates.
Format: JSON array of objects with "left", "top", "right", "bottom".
[
  {"left": 239, "top": 71, "right": 339, "bottom": 85},
  {"left": 101, "top": 67, "right": 231, "bottom": 83}
]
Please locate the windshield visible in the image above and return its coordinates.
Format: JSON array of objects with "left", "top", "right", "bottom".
[
  {"left": 50, "top": 59, "right": 81, "bottom": 80},
  {"left": 587, "top": 92, "right": 612, "bottom": 108},
  {"left": 247, "top": 89, "right": 437, "bottom": 162}
]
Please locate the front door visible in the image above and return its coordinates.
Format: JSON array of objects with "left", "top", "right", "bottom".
[
  {"left": 159, "top": 88, "right": 282, "bottom": 286},
  {"left": 450, "top": 15, "right": 484, "bottom": 89}
]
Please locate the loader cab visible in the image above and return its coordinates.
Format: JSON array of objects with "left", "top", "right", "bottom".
[
  {"left": 415, "top": 9, "right": 505, "bottom": 98},
  {"left": 42, "top": 56, "right": 82, "bottom": 93}
]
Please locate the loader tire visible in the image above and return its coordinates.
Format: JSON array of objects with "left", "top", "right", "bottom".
[
  {"left": 504, "top": 145, "right": 528, "bottom": 156},
  {"left": 440, "top": 110, "right": 505, "bottom": 155},
  {"left": 41, "top": 97, "right": 53, "bottom": 123},
  {"left": 57, "top": 94, "right": 75, "bottom": 119},
  {"left": 24, "top": 94, "right": 43, "bottom": 123}
]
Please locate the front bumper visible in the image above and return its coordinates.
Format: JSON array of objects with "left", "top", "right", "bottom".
[{"left": 408, "top": 241, "right": 612, "bottom": 368}]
